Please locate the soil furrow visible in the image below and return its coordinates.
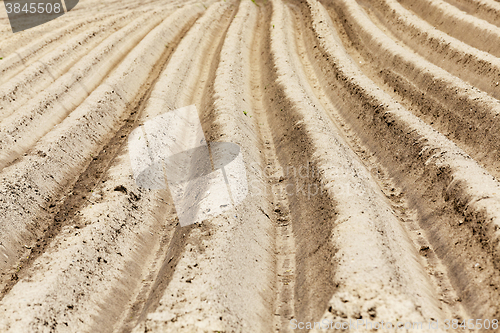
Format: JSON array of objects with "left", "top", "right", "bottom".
[
  {"left": 0, "top": 4, "right": 203, "bottom": 299},
  {"left": 324, "top": 0, "right": 500, "bottom": 189},
  {"left": 362, "top": 0, "right": 500, "bottom": 101},
  {"left": 0, "top": 12, "right": 133, "bottom": 83},
  {"left": 0, "top": 10, "right": 172, "bottom": 172},
  {"left": 248, "top": 4, "right": 299, "bottom": 332},
  {"left": 1, "top": 0, "right": 500, "bottom": 330},
  {"left": 0, "top": 13, "right": 134, "bottom": 121},
  {"left": 442, "top": 0, "right": 500, "bottom": 27},
  {"left": 298, "top": 0, "right": 500, "bottom": 319},
  {"left": 0, "top": 1, "right": 233, "bottom": 332},
  {"left": 290, "top": 2, "right": 466, "bottom": 324},
  {"left": 398, "top": 0, "right": 500, "bottom": 57},
  {"left": 0, "top": 0, "right": 184, "bottom": 61},
  {"left": 130, "top": 1, "right": 279, "bottom": 331},
  {"left": 260, "top": 0, "right": 454, "bottom": 327}
]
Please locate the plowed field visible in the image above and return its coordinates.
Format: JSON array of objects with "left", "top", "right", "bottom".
[{"left": 0, "top": 0, "right": 500, "bottom": 332}]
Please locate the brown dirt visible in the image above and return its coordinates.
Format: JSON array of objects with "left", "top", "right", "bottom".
[{"left": 0, "top": 0, "right": 499, "bottom": 332}]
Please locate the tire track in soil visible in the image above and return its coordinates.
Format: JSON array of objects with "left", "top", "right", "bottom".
[{"left": 251, "top": 8, "right": 298, "bottom": 333}]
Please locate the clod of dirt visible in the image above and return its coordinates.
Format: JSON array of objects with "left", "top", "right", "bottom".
[{"left": 114, "top": 185, "right": 127, "bottom": 194}]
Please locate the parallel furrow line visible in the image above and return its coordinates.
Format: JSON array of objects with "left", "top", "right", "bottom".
[
  {"left": 0, "top": 10, "right": 176, "bottom": 172},
  {"left": 291, "top": 2, "right": 466, "bottom": 321},
  {"left": 264, "top": 0, "right": 446, "bottom": 325},
  {"left": 129, "top": 2, "right": 276, "bottom": 332},
  {"left": 0, "top": 11, "right": 134, "bottom": 82},
  {"left": 0, "top": 13, "right": 134, "bottom": 121},
  {"left": 301, "top": 0, "right": 500, "bottom": 319},
  {"left": 0, "top": 3, "right": 203, "bottom": 291},
  {"left": 0, "top": 2, "right": 228, "bottom": 332},
  {"left": 363, "top": 0, "right": 500, "bottom": 100},
  {"left": 328, "top": 0, "right": 500, "bottom": 191},
  {"left": 442, "top": 0, "right": 500, "bottom": 27},
  {"left": 397, "top": 0, "right": 500, "bottom": 58}
]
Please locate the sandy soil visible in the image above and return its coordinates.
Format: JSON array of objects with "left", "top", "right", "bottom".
[{"left": 0, "top": 0, "right": 499, "bottom": 332}]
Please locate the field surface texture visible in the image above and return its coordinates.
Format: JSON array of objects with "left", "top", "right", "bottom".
[{"left": 0, "top": 0, "right": 499, "bottom": 332}]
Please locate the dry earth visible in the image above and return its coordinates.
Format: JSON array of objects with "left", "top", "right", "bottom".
[{"left": 0, "top": 0, "right": 500, "bottom": 332}]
